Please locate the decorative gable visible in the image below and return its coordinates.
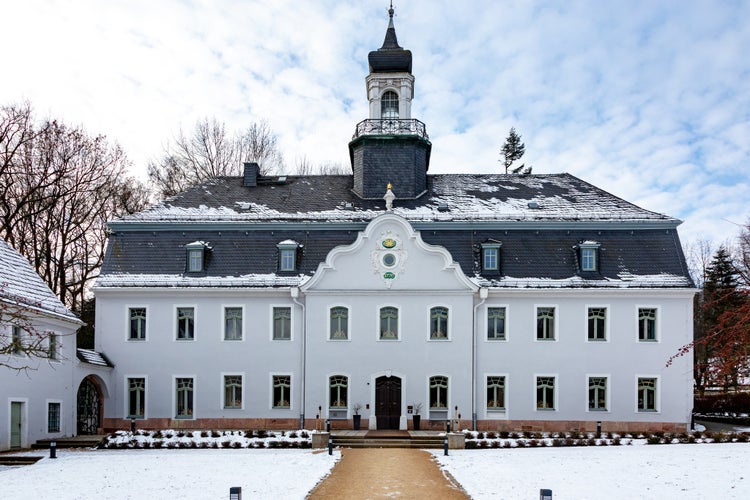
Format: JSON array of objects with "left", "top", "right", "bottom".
[{"left": 301, "top": 213, "right": 477, "bottom": 293}]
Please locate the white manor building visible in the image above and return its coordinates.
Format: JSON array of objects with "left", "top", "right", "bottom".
[{"left": 91, "top": 8, "right": 694, "bottom": 433}]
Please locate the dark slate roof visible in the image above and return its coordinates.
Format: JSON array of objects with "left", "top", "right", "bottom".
[
  {"left": 368, "top": 7, "right": 412, "bottom": 73},
  {"left": 0, "top": 239, "right": 80, "bottom": 322},
  {"left": 97, "top": 227, "right": 692, "bottom": 289},
  {"left": 112, "top": 173, "right": 680, "bottom": 225},
  {"left": 77, "top": 348, "right": 114, "bottom": 368}
]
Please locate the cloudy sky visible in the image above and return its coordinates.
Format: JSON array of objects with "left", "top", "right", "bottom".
[{"left": 2, "top": 0, "right": 749, "bottom": 245}]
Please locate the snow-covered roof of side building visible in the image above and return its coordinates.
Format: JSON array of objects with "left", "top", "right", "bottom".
[
  {"left": 0, "top": 239, "right": 80, "bottom": 322},
  {"left": 111, "top": 174, "right": 680, "bottom": 226}
]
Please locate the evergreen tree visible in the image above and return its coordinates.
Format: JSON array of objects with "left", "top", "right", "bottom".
[{"left": 500, "top": 127, "right": 532, "bottom": 174}]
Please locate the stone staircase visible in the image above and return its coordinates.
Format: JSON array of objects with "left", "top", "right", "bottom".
[
  {"left": 32, "top": 435, "right": 107, "bottom": 449},
  {"left": 331, "top": 430, "right": 446, "bottom": 449}
]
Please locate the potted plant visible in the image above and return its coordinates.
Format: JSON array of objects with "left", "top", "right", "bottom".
[
  {"left": 412, "top": 403, "right": 423, "bottom": 430},
  {"left": 352, "top": 403, "right": 362, "bottom": 430}
]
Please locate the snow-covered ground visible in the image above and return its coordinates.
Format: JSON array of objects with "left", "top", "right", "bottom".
[
  {"left": 434, "top": 443, "right": 750, "bottom": 499},
  {"left": 2, "top": 443, "right": 749, "bottom": 499},
  {"left": 1, "top": 449, "right": 339, "bottom": 499}
]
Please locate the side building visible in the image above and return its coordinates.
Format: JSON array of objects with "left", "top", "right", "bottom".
[
  {"left": 0, "top": 239, "right": 112, "bottom": 450},
  {"left": 94, "top": 8, "right": 694, "bottom": 433}
]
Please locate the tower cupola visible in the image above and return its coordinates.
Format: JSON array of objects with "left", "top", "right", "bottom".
[{"left": 349, "top": 4, "right": 431, "bottom": 200}]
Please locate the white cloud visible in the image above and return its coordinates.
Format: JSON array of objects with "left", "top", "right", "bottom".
[{"left": 2, "top": 0, "right": 748, "bottom": 245}]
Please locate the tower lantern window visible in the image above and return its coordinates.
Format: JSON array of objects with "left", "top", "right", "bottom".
[{"left": 381, "top": 91, "right": 399, "bottom": 119}]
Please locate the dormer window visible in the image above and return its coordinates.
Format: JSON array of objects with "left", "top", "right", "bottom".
[
  {"left": 185, "top": 241, "right": 210, "bottom": 273},
  {"left": 579, "top": 241, "right": 600, "bottom": 272},
  {"left": 277, "top": 240, "right": 300, "bottom": 272},
  {"left": 381, "top": 91, "right": 399, "bottom": 119},
  {"left": 481, "top": 242, "right": 502, "bottom": 272}
]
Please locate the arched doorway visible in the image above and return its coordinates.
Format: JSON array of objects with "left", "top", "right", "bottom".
[
  {"left": 375, "top": 376, "right": 401, "bottom": 429},
  {"left": 77, "top": 377, "right": 102, "bottom": 435}
]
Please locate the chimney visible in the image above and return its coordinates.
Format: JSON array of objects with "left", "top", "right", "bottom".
[{"left": 243, "top": 162, "right": 260, "bottom": 187}]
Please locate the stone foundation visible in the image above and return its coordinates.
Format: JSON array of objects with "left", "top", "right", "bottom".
[{"left": 474, "top": 420, "right": 688, "bottom": 433}]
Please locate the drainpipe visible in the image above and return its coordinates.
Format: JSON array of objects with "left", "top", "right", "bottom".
[
  {"left": 291, "top": 287, "right": 306, "bottom": 429},
  {"left": 472, "top": 288, "right": 488, "bottom": 431}
]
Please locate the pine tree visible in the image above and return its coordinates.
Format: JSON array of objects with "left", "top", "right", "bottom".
[{"left": 500, "top": 127, "right": 532, "bottom": 174}]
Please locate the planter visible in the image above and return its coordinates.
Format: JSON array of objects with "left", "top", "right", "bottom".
[
  {"left": 413, "top": 414, "right": 421, "bottom": 430},
  {"left": 353, "top": 414, "right": 361, "bottom": 430}
]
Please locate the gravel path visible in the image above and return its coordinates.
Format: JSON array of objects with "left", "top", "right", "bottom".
[{"left": 307, "top": 448, "right": 468, "bottom": 499}]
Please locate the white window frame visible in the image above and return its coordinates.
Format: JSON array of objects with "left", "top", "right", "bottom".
[
  {"left": 186, "top": 247, "right": 204, "bottom": 273},
  {"left": 428, "top": 304, "right": 451, "bottom": 341},
  {"left": 586, "top": 304, "right": 609, "bottom": 342},
  {"left": 45, "top": 399, "right": 63, "bottom": 434},
  {"left": 377, "top": 304, "right": 401, "bottom": 341},
  {"left": 222, "top": 305, "right": 244, "bottom": 342},
  {"left": 485, "top": 305, "right": 509, "bottom": 341},
  {"left": 428, "top": 374, "right": 450, "bottom": 419},
  {"left": 271, "top": 305, "right": 293, "bottom": 341},
  {"left": 580, "top": 244, "right": 599, "bottom": 272},
  {"left": 481, "top": 243, "right": 501, "bottom": 272},
  {"left": 327, "top": 373, "right": 350, "bottom": 412},
  {"left": 47, "top": 332, "right": 60, "bottom": 361},
  {"left": 534, "top": 305, "right": 558, "bottom": 342},
  {"left": 11, "top": 325, "right": 24, "bottom": 356},
  {"left": 636, "top": 375, "right": 660, "bottom": 413},
  {"left": 221, "top": 372, "right": 245, "bottom": 410},
  {"left": 534, "top": 374, "right": 557, "bottom": 411},
  {"left": 173, "top": 375, "right": 196, "bottom": 420},
  {"left": 485, "top": 373, "right": 509, "bottom": 415},
  {"left": 636, "top": 305, "right": 659, "bottom": 342},
  {"left": 586, "top": 374, "right": 610, "bottom": 412},
  {"left": 380, "top": 90, "right": 400, "bottom": 119},
  {"left": 328, "top": 304, "right": 351, "bottom": 341},
  {"left": 271, "top": 373, "right": 293, "bottom": 410},
  {"left": 174, "top": 305, "right": 197, "bottom": 342},
  {"left": 126, "top": 306, "right": 148, "bottom": 342},
  {"left": 125, "top": 375, "right": 148, "bottom": 420}
]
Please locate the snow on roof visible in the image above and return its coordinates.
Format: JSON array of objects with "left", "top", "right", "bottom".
[
  {"left": 76, "top": 348, "right": 113, "bottom": 367},
  {"left": 472, "top": 273, "right": 693, "bottom": 288},
  {"left": 0, "top": 239, "right": 79, "bottom": 322},
  {"left": 112, "top": 174, "right": 679, "bottom": 225},
  {"left": 95, "top": 271, "right": 689, "bottom": 289},
  {"left": 95, "top": 273, "right": 309, "bottom": 288}
]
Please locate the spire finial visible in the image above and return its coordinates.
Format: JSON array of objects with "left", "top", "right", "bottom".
[{"left": 389, "top": 1, "right": 394, "bottom": 17}]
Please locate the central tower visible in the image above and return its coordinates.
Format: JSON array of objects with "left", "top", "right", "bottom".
[{"left": 349, "top": 5, "right": 431, "bottom": 200}]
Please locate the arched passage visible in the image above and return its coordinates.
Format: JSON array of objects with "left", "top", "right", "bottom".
[{"left": 77, "top": 376, "right": 103, "bottom": 435}]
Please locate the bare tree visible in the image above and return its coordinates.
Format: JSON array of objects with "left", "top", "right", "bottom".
[
  {"left": 683, "top": 238, "right": 714, "bottom": 288},
  {"left": 148, "top": 118, "right": 284, "bottom": 197},
  {"left": 0, "top": 104, "right": 149, "bottom": 317},
  {"left": 294, "top": 156, "right": 348, "bottom": 175}
]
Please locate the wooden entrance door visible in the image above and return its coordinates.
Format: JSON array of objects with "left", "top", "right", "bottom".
[
  {"left": 77, "top": 378, "right": 101, "bottom": 435},
  {"left": 10, "top": 402, "right": 22, "bottom": 448},
  {"left": 375, "top": 376, "right": 401, "bottom": 430}
]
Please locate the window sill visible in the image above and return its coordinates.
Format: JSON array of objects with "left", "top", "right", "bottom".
[
  {"left": 535, "top": 408, "right": 556, "bottom": 411},
  {"left": 486, "top": 337, "right": 507, "bottom": 342},
  {"left": 174, "top": 416, "right": 194, "bottom": 420},
  {"left": 638, "top": 339, "right": 658, "bottom": 343},
  {"left": 587, "top": 338, "right": 607, "bottom": 342},
  {"left": 486, "top": 408, "right": 506, "bottom": 413},
  {"left": 127, "top": 338, "right": 146, "bottom": 342},
  {"left": 126, "top": 416, "right": 146, "bottom": 420},
  {"left": 637, "top": 409, "right": 659, "bottom": 413},
  {"left": 223, "top": 338, "right": 244, "bottom": 342},
  {"left": 588, "top": 408, "right": 608, "bottom": 412},
  {"left": 273, "top": 338, "right": 292, "bottom": 341}
]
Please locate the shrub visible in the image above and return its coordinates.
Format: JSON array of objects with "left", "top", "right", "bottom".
[
  {"left": 736, "top": 433, "right": 749, "bottom": 443},
  {"left": 476, "top": 432, "right": 485, "bottom": 439},
  {"left": 564, "top": 438, "right": 575, "bottom": 446},
  {"left": 299, "top": 431, "right": 309, "bottom": 438},
  {"left": 528, "top": 439, "right": 539, "bottom": 447},
  {"left": 176, "top": 431, "right": 185, "bottom": 438},
  {"left": 201, "top": 430, "right": 209, "bottom": 438},
  {"left": 232, "top": 441, "right": 243, "bottom": 449},
  {"left": 509, "top": 432, "right": 519, "bottom": 439},
  {"left": 502, "top": 441, "right": 512, "bottom": 448},
  {"left": 522, "top": 431, "right": 532, "bottom": 439},
  {"left": 153, "top": 431, "right": 163, "bottom": 439},
  {"left": 499, "top": 431, "right": 510, "bottom": 439},
  {"left": 220, "top": 440, "right": 231, "bottom": 448},
  {"left": 257, "top": 430, "right": 268, "bottom": 439},
  {"left": 166, "top": 442, "right": 177, "bottom": 449},
  {"left": 288, "top": 431, "right": 298, "bottom": 438},
  {"left": 478, "top": 440, "right": 489, "bottom": 448},
  {"left": 611, "top": 437, "right": 621, "bottom": 446},
  {"left": 646, "top": 436, "right": 662, "bottom": 445},
  {"left": 299, "top": 441, "right": 312, "bottom": 449},
  {"left": 586, "top": 438, "right": 597, "bottom": 446},
  {"left": 253, "top": 441, "right": 265, "bottom": 448},
  {"left": 491, "top": 440, "right": 501, "bottom": 448},
  {"left": 464, "top": 441, "right": 478, "bottom": 449},
  {"left": 486, "top": 431, "right": 497, "bottom": 439},
  {"left": 267, "top": 440, "right": 280, "bottom": 448},
  {"left": 516, "top": 439, "right": 527, "bottom": 448},
  {"left": 551, "top": 438, "right": 563, "bottom": 447},
  {"left": 211, "top": 430, "right": 221, "bottom": 438}
]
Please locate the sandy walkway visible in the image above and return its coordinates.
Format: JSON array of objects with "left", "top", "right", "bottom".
[{"left": 307, "top": 448, "right": 468, "bottom": 499}]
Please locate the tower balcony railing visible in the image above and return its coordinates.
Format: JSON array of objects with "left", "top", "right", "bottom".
[{"left": 353, "top": 119, "right": 429, "bottom": 140}]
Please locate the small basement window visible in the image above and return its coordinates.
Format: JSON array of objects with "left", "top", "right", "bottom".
[
  {"left": 185, "top": 241, "right": 210, "bottom": 273},
  {"left": 481, "top": 242, "right": 502, "bottom": 272},
  {"left": 277, "top": 240, "right": 300, "bottom": 272},
  {"left": 579, "top": 241, "right": 600, "bottom": 272}
]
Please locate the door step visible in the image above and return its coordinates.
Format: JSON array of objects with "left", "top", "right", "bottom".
[{"left": 0, "top": 455, "right": 43, "bottom": 466}]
